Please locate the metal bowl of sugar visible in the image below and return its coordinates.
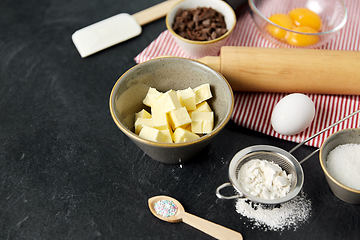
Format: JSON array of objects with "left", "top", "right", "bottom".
[{"left": 319, "top": 128, "right": 360, "bottom": 204}]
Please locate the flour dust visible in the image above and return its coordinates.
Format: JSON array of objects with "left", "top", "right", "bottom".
[{"left": 235, "top": 191, "right": 312, "bottom": 231}]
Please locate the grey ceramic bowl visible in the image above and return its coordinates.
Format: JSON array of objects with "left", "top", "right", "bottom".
[
  {"left": 109, "top": 57, "right": 234, "bottom": 164},
  {"left": 319, "top": 128, "right": 360, "bottom": 204}
]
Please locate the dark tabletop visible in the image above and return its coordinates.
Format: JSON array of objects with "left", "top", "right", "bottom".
[{"left": 1, "top": 0, "right": 359, "bottom": 239}]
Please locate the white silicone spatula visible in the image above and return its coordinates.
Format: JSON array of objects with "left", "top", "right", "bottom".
[{"left": 72, "top": 0, "right": 183, "bottom": 58}]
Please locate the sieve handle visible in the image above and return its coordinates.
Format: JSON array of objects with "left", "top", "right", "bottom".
[
  {"left": 216, "top": 183, "right": 244, "bottom": 200},
  {"left": 289, "top": 109, "right": 360, "bottom": 155}
]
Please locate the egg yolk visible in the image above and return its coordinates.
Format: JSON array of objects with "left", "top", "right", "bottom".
[
  {"left": 288, "top": 8, "right": 322, "bottom": 31},
  {"left": 267, "top": 13, "right": 295, "bottom": 39},
  {"left": 286, "top": 26, "right": 319, "bottom": 47},
  {"left": 266, "top": 8, "right": 322, "bottom": 47}
]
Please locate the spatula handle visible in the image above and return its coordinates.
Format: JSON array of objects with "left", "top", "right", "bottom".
[
  {"left": 181, "top": 212, "right": 243, "bottom": 240},
  {"left": 132, "top": 0, "right": 183, "bottom": 26}
]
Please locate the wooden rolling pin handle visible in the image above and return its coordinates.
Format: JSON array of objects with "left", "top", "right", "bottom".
[
  {"left": 198, "top": 56, "right": 221, "bottom": 72},
  {"left": 198, "top": 46, "right": 360, "bottom": 95}
]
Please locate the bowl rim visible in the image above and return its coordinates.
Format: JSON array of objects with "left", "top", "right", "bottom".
[
  {"left": 109, "top": 56, "right": 234, "bottom": 148},
  {"left": 319, "top": 128, "right": 360, "bottom": 194},
  {"left": 165, "top": 0, "right": 237, "bottom": 45},
  {"left": 248, "top": 0, "right": 348, "bottom": 36}
]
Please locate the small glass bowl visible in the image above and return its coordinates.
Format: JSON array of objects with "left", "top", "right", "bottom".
[{"left": 248, "top": 0, "right": 348, "bottom": 48}]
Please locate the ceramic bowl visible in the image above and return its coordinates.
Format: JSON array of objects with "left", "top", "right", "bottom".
[
  {"left": 109, "top": 57, "right": 234, "bottom": 164},
  {"left": 166, "top": 0, "right": 237, "bottom": 58},
  {"left": 249, "top": 0, "right": 347, "bottom": 48},
  {"left": 319, "top": 128, "right": 360, "bottom": 204}
]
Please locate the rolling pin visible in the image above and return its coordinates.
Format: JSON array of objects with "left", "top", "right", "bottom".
[{"left": 197, "top": 47, "right": 360, "bottom": 95}]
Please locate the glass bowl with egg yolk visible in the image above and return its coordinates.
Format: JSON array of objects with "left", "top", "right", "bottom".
[{"left": 249, "top": 0, "right": 347, "bottom": 48}]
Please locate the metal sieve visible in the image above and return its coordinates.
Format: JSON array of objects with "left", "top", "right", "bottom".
[{"left": 216, "top": 109, "right": 360, "bottom": 205}]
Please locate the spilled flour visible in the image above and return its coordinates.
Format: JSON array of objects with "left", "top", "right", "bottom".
[{"left": 235, "top": 191, "right": 312, "bottom": 231}]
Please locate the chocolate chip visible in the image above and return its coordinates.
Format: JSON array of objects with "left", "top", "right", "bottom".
[
  {"left": 172, "top": 7, "right": 228, "bottom": 41},
  {"left": 202, "top": 19, "right": 211, "bottom": 27}
]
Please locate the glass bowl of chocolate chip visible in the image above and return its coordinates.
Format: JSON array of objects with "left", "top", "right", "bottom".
[{"left": 166, "top": 0, "right": 237, "bottom": 58}]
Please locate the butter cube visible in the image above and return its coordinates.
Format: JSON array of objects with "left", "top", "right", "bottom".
[
  {"left": 135, "top": 109, "right": 151, "bottom": 121},
  {"left": 134, "top": 117, "right": 153, "bottom": 135},
  {"left": 185, "top": 124, "right": 192, "bottom": 132},
  {"left": 193, "top": 101, "right": 212, "bottom": 112},
  {"left": 191, "top": 111, "right": 214, "bottom": 134},
  {"left": 193, "top": 84, "right": 212, "bottom": 104},
  {"left": 156, "top": 90, "right": 182, "bottom": 113},
  {"left": 190, "top": 120, "right": 203, "bottom": 134},
  {"left": 177, "top": 87, "right": 196, "bottom": 111},
  {"left": 151, "top": 106, "right": 169, "bottom": 130},
  {"left": 148, "top": 93, "right": 162, "bottom": 109},
  {"left": 172, "top": 128, "right": 200, "bottom": 143},
  {"left": 143, "top": 87, "right": 162, "bottom": 107},
  {"left": 139, "top": 125, "right": 168, "bottom": 142},
  {"left": 191, "top": 111, "right": 214, "bottom": 122},
  {"left": 169, "top": 107, "right": 192, "bottom": 129},
  {"left": 202, "top": 120, "right": 213, "bottom": 134},
  {"left": 160, "top": 129, "right": 173, "bottom": 143}
]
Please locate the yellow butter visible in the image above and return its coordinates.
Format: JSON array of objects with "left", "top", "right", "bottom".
[
  {"left": 135, "top": 109, "right": 151, "bottom": 121},
  {"left": 193, "top": 101, "right": 212, "bottom": 112},
  {"left": 193, "top": 83, "right": 212, "bottom": 104},
  {"left": 191, "top": 111, "right": 214, "bottom": 134},
  {"left": 190, "top": 120, "right": 203, "bottom": 134},
  {"left": 160, "top": 129, "right": 173, "bottom": 143},
  {"left": 156, "top": 90, "right": 182, "bottom": 113},
  {"left": 172, "top": 128, "right": 200, "bottom": 143},
  {"left": 135, "top": 84, "right": 215, "bottom": 143},
  {"left": 191, "top": 111, "right": 214, "bottom": 121},
  {"left": 169, "top": 107, "right": 192, "bottom": 129},
  {"left": 148, "top": 93, "right": 162, "bottom": 109},
  {"left": 139, "top": 125, "right": 168, "bottom": 143},
  {"left": 134, "top": 117, "right": 153, "bottom": 135},
  {"left": 151, "top": 106, "right": 169, "bottom": 130},
  {"left": 202, "top": 120, "right": 213, "bottom": 133},
  {"left": 143, "top": 87, "right": 162, "bottom": 107},
  {"left": 177, "top": 87, "right": 196, "bottom": 111}
]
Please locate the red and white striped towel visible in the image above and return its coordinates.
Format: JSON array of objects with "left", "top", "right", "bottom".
[{"left": 135, "top": 0, "right": 360, "bottom": 148}]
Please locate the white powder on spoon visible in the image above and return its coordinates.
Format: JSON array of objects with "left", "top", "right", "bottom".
[
  {"left": 326, "top": 143, "right": 360, "bottom": 190},
  {"left": 235, "top": 191, "right": 312, "bottom": 231}
]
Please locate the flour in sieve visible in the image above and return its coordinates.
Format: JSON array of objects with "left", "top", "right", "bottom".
[
  {"left": 235, "top": 191, "right": 312, "bottom": 231},
  {"left": 237, "top": 159, "right": 292, "bottom": 200}
]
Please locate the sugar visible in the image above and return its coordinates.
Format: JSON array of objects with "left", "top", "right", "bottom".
[{"left": 326, "top": 143, "right": 360, "bottom": 190}]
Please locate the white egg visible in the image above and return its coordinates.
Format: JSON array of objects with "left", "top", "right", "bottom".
[{"left": 271, "top": 93, "right": 315, "bottom": 136}]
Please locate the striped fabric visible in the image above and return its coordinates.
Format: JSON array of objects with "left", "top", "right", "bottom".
[{"left": 135, "top": 0, "right": 360, "bottom": 148}]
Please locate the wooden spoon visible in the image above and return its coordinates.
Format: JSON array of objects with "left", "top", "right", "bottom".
[{"left": 148, "top": 195, "right": 243, "bottom": 240}]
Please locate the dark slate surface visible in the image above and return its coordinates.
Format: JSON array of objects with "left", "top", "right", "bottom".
[{"left": 1, "top": 0, "right": 359, "bottom": 239}]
